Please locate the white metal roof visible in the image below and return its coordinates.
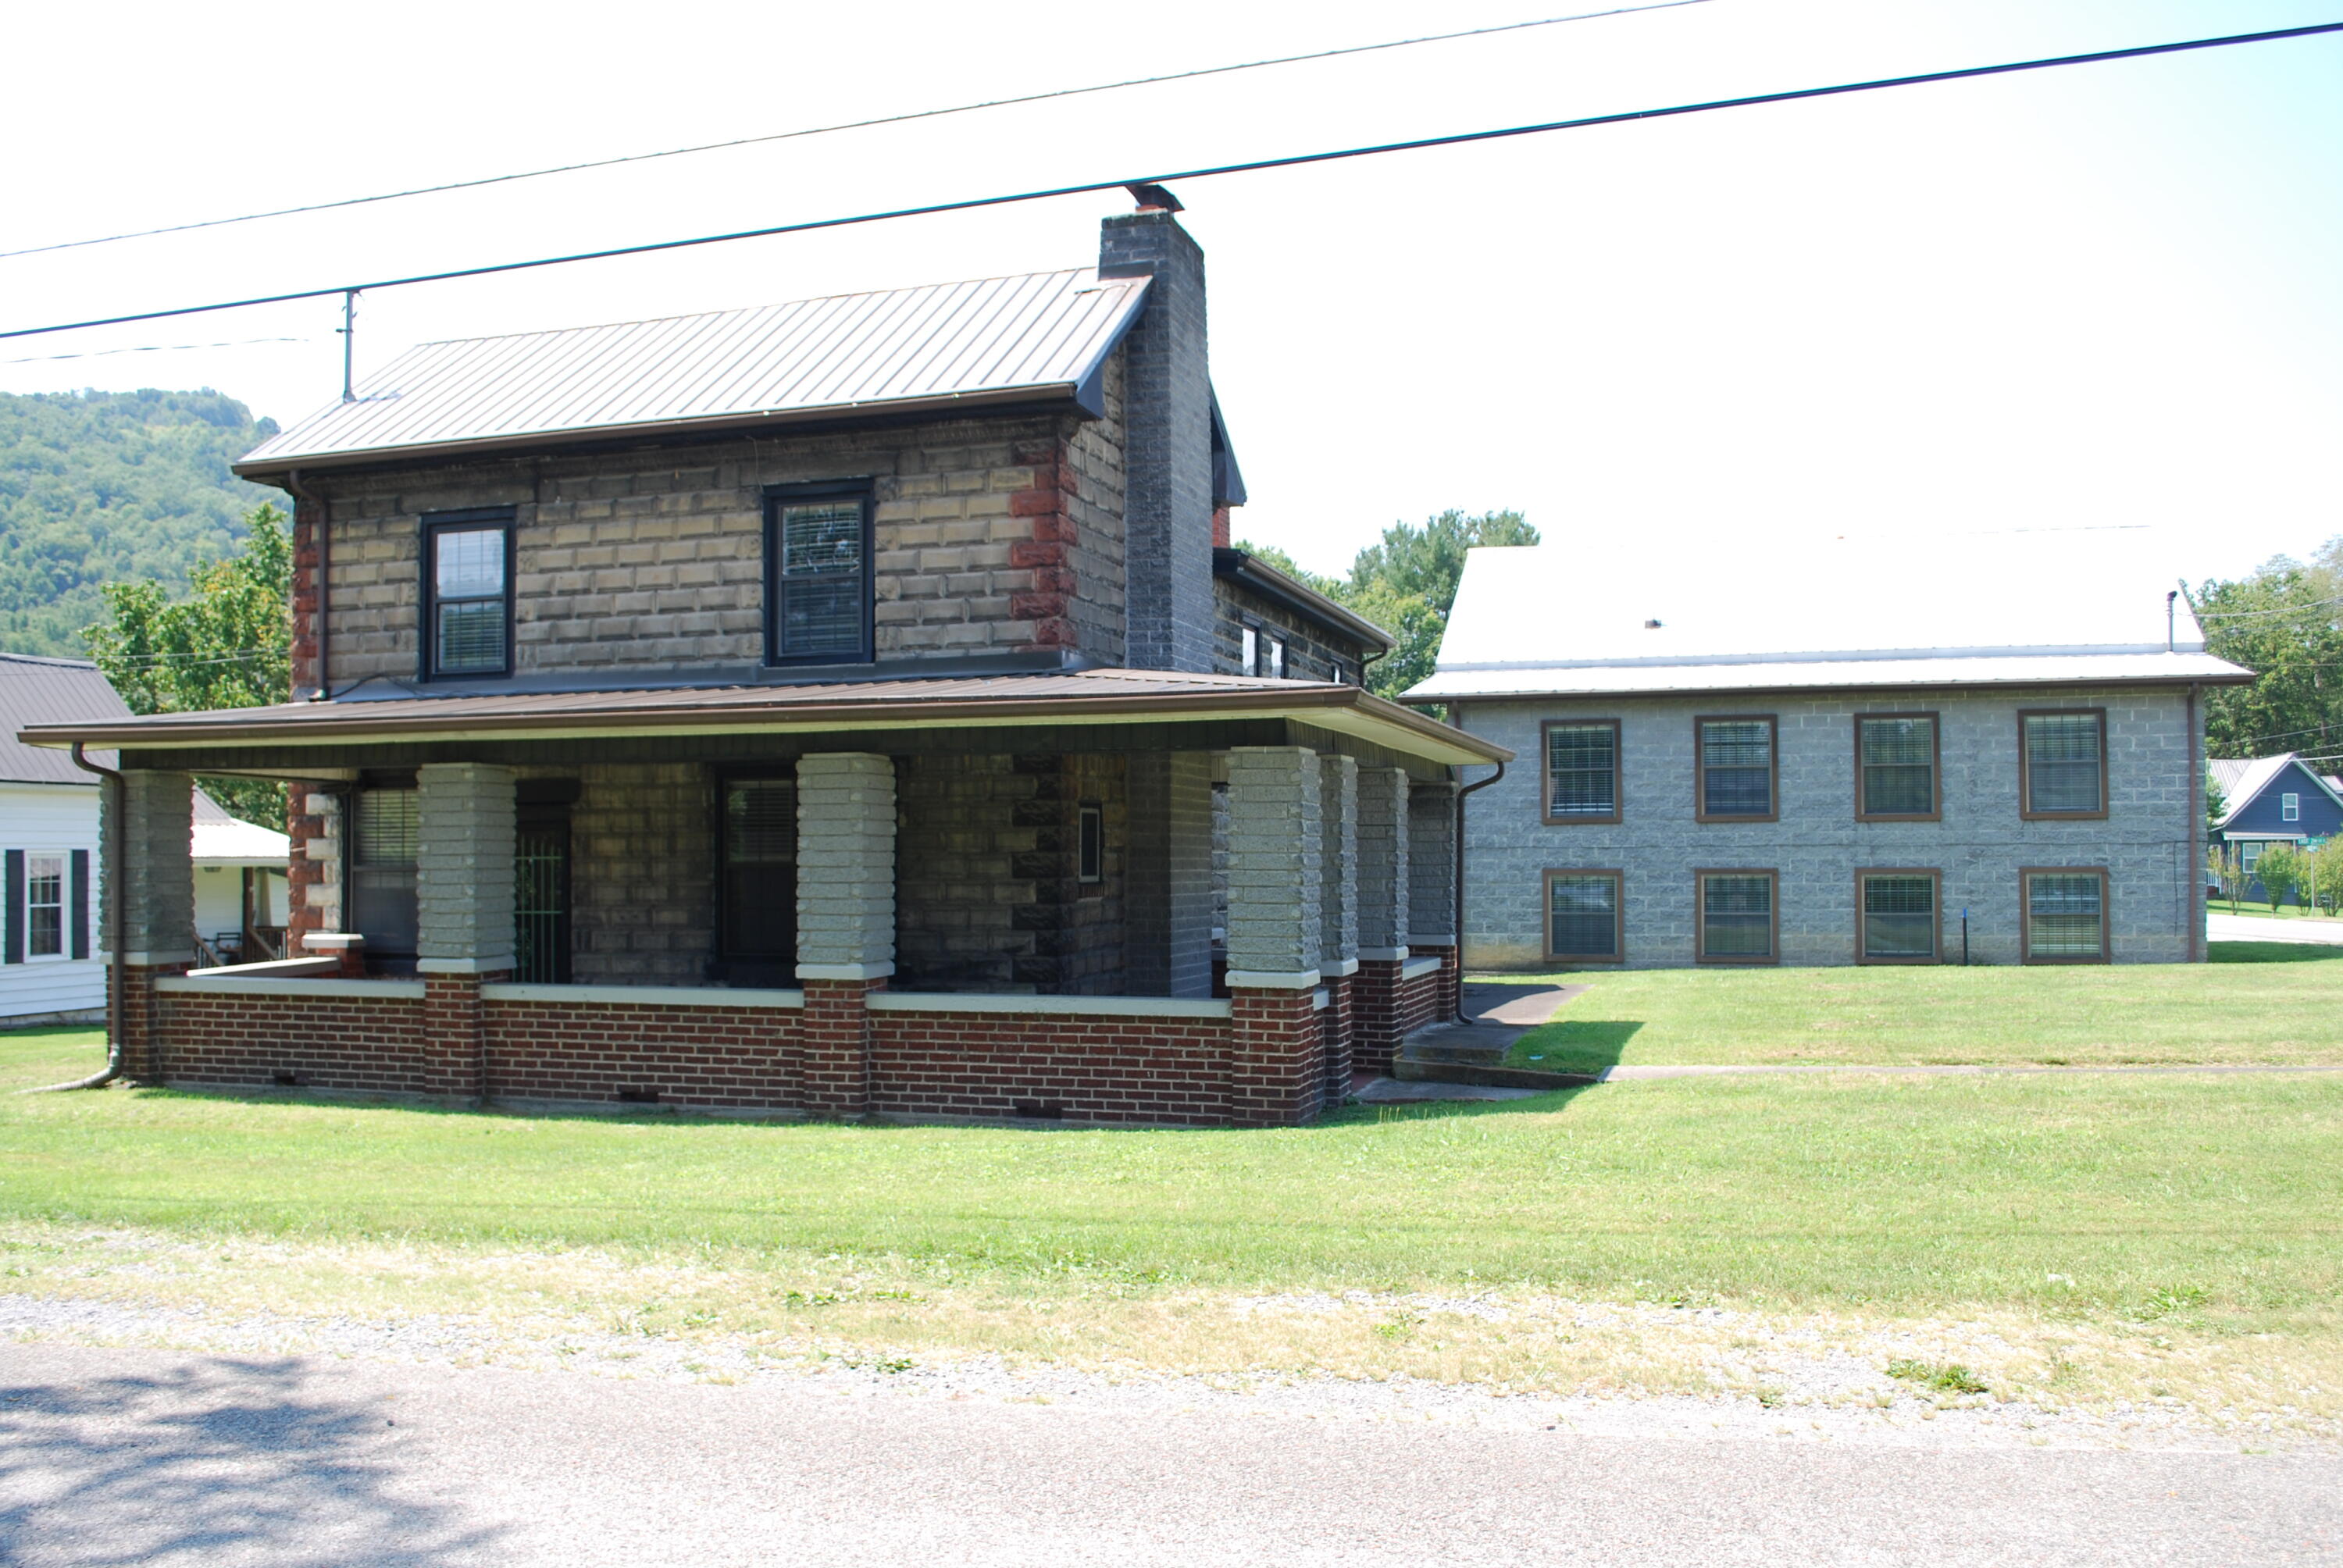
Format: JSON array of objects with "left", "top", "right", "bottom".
[
  {"left": 1409, "top": 532, "right": 2254, "bottom": 700},
  {"left": 192, "top": 787, "right": 290, "bottom": 866},
  {"left": 237, "top": 269, "right": 1150, "bottom": 475}
]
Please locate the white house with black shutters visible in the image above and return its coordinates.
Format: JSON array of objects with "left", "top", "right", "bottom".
[{"left": 1410, "top": 533, "right": 2255, "bottom": 969}]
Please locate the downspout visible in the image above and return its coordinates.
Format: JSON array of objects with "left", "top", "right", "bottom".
[
  {"left": 23, "top": 743, "right": 127, "bottom": 1092},
  {"left": 285, "top": 468, "right": 329, "bottom": 700},
  {"left": 1450, "top": 700, "right": 1505, "bottom": 1022},
  {"left": 2188, "top": 682, "right": 2202, "bottom": 964}
]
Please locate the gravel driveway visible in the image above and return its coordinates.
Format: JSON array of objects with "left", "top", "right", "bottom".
[{"left": 0, "top": 1344, "right": 2332, "bottom": 1566}]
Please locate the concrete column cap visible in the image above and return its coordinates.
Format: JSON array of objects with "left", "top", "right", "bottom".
[
  {"left": 797, "top": 961, "right": 897, "bottom": 982},
  {"left": 1356, "top": 947, "right": 1410, "bottom": 963},
  {"left": 1323, "top": 957, "right": 1361, "bottom": 977},
  {"left": 416, "top": 956, "right": 516, "bottom": 975},
  {"left": 301, "top": 932, "right": 366, "bottom": 951},
  {"left": 1223, "top": 968, "right": 1321, "bottom": 990}
]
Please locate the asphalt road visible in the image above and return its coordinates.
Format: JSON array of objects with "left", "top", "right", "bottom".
[
  {"left": 2210, "top": 911, "right": 2343, "bottom": 946},
  {"left": 0, "top": 1345, "right": 2334, "bottom": 1566}
]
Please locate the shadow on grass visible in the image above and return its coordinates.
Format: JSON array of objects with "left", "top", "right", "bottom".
[
  {"left": 0, "top": 1356, "right": 501, "bottom": 1563},
  {"left": 1503, "top": 1018, "right": 1642, "bottom": 1076},
  {"left": 2207, "top": 941, "right": 2343, "bottom": 964}
]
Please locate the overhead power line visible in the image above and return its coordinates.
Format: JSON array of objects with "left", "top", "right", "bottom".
[
  {"left": 0, "top": 335, "right": 308, "bottom": 365},
  {"left": 3, "top": 18, "right": 2338, "bottom": 345},
  {"left": 2193, "top": 592, "right": 2343, "bottom": 622},
  {"left": 0, "top": 0, "right": 1717, "bottom": 263}
]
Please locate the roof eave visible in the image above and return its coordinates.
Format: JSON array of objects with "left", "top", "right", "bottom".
[
  {"left": 1404, "top": 665, "right": 2259, "bottom": 704},
  {"left": 19, "top": 686, "right": 1512, "bottom": 768},
  {"left": 1212, "top": 550, "right": 1394, "bottom": 652},
  {"left": 234, "top": 382, "right": 1089, "bottom": 483}
]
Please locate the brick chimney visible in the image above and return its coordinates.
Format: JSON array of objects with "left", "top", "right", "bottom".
[{"left": 1100, "top": 206, "right": 1215, "bottom": 673}]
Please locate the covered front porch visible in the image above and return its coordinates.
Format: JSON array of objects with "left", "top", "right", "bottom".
[{"left": 37, "top": 673, "right": 1504, "bottom": 1127}]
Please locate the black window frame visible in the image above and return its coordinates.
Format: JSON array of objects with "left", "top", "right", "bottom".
[
  {"left": 417, "top": 508, "right": 517, "bottom": 682},
  {"left": 763, "top": 479, "right": 876, "bottom": 667},
  {"left": 1077, "top": 801, "right": 1105, "bottom": 886}
]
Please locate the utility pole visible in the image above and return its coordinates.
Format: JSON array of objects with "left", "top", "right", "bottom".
[{"left": 338, "top": 289, "right": 360, "bottom": 402}]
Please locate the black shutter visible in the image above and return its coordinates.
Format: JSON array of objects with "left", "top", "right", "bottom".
[
  {"left": 70, "top": 850, "right": 90, "bottom": 960},
  {"left": 3, "top": 850, "right": 20, "bottom": 965}
]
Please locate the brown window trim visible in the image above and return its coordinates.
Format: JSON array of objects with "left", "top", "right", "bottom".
[
  {"left": 1542, "top": 868, "right": 1625, "bottom": 965},
  {"left": 1540, "top": 718, "right": 1622, "bottom": 826},
  {"left": 2020, "top": 866, "right": 2112, "bottom": 965},
  {"left": 2017, "top": 707, "right": 2109, "bottom": 821},
  {"left": 1854, "top": 867, "right": 1942, "bottom": 966},
  {"left": 1694, "top": 868, "right": 1779, "bottom": 965},
  {"left": 1693, "top": 715, "right": 1779, "bottom": 824},
  {"left": 1853, "top": 711, "right": 1942, "bottom": 822}
]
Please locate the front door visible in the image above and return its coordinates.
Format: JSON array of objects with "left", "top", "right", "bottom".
[{"left": 515, "top": 810, "right": 572, "bottom": 984}]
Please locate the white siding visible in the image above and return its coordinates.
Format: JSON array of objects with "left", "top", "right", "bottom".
[{"left": 2, "top": 782, "right": 104, "bottom": 1020}]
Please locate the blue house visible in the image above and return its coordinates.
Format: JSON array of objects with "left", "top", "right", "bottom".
[{"left": 2209, "top": 754, "right": 2343, "bottom": 902}]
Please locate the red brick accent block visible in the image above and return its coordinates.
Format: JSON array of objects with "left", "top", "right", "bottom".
[
  {"left": 117, "top": 961, "right": 189, "bottom": 1082},
  {"left": 1229, "top": 987, "right": 1323, "bottom": 1128},
  {"left": 1009, "top": 436, "right": 1080, "bottom": 652},
  {"left": 1410, "top": 944, "right": 1460, "bottom": 1030},
  {"left": 1318, "top": 974, "right": 1354, "bottom": 1109},
  {"left": 481, "top": 998, "right": 801, "bottom": 1110},
  {"left": 800, "top": 978, "right": 879, "bottom": 1118},
  {"left": 1350, "top": 958, "right": 1404, "bottom": 1074},
  {"left": 869, "top": 1008, "right": 1230, "bottom": 1125},
  {"left": 424, "top": 973, "right": 503, "bottom": 1103},
  {"left": 157, "top": 985, "right": 426, "bottom": 1093}
]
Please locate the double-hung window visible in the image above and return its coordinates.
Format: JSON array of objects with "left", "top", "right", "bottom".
[
  {"left": 351, "top": 785, "right": 419, "bottom": 967},
  {"left": 2020, "top": 710, "right": 2106, "bottom": 818},
  {"left": 1696, "top": 717, "right": 1777, "bottom": 821},
  {"left": 765, "top": 483, "right": 873, "bottom": 665},
  {"left": 1544, "top": 870, "right": 1623, "bottom": 963},
  {"left": 421, "top": 510, "right": 514, "bottom": 679},
  {"left": 2283, "top": 793, "right": 2302, "bottom": 823},
  {"left": 2023, "top": 868, "right": 2108, "bottom": 963},
  {"left": 1544, "top": 721, "right": 1620, "bottom": 824},
  {"left": 1697, "top": 870, "right": 1777, "bottom": 963},
  {"left": 24, "top": 855, "right": 63, "bottom": 957},
  {"left": 1859, "top": 871, "right": 1938, "bottom": 963},
  {"left": 1856, "top": 715, "right": 1938, "bottom": 820}
]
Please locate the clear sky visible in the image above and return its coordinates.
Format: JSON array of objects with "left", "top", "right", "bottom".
[{"left": 3, "top": 0, "right": 2337, "bottom": 586}]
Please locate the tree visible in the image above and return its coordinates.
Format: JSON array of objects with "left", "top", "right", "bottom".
[
  {"left": 2254, "top": 842, "right": 2303, "bottom": 912},
  {"left": 2192, "top": 548, "right": 2343, "bottom": 759},
  {"left": 2203, "top": 768, "right": 2228, "bottom": 839},
  {"left": 2308, "top": 840, "right": 2343, "bottom": 918},
  {"left": 83, "top": 503, "right": 292, "bottom": 829},
  {"left": 2209, "top": 844, "right": 2245, "bottom": 912}
]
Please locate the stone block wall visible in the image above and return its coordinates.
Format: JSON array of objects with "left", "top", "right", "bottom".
[
  {"left": 1459, "top": 687, "right": 2202, "bottom": 968},
  {"left": 1125, "top": 752, "right": 1214, "bottom": 998},
  {"left": 306, "top": 405, "right": 1130, "bottom": 684},
  {"left": 1407, "top": 782, "right": 1457, "bottom": 944},
  {"left": 1211, "top": 576, "right": 1368, "bottom": 684},
  {"left": 1225, "top": 748, "right": 1323, "bottom": 976},
  {"left": 416, "top": 763, "right": 515, "bottom": 968},
  {"left": 567, "top": 763, "right": 715, "bottom": 986},
  {"left": 893, "top": 752, "right": 1127, "bottom": 994},
  {"left": 105, "top": 768, "right": 194, "bottom": 962}
]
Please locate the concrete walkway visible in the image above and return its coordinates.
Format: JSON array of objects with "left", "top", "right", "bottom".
[
  {"left": 1600, "top": 1062, "right": 2343, "bottom": 1080},
  {"left": 2210, "top": 911, "right": 2343, "bottom": 945},
  {"left": 0, "top": 1343, "right": 2331, "bottom": 1566}
]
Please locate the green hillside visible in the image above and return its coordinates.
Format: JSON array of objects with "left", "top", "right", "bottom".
[{"left": 0, "top": 389, "right": 282, "bottom": 657}]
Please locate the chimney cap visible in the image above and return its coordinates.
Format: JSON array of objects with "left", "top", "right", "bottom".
[{"left": 1124, "top": 182, "right": 1184, "bottom": 213}]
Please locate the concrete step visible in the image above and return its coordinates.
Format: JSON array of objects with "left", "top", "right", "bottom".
[
  {"left": 1392, "top": 1058, "right": 1599, "bottom": 1092},
  {"left": 1400, "top": 1022, "right": 1513, "bottom": 1067}
]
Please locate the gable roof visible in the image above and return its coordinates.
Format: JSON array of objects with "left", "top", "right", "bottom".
[
  {"left": 236, "top": 269, "right": 1151, "bottom": 479},
  {"left": 0, "top": 654, "right": 126, "bottom": 784},
  {"left": 2209, "top": 753, "right": 2343, "bottom": 829},
  {"left": 1407, "top": 533, "right": 2253, "bottom": 701},
  {"left": 192, "top": 786, "right": 291, "bottom": 864}
]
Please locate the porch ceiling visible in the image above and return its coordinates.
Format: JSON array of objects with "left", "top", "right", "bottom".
[{"left": 17, "top": 668, "right": 1511, "bottom": 769}]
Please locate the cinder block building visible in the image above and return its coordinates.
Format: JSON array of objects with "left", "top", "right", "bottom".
[
  {"left": 21, "top": 196, "right": 1503, "bottom": 1126},
  {"left": 1409, "top": 538, "right": 2250, "bottom": 969}
]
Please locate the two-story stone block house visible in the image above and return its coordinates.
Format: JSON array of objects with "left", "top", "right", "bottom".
[
  {"left": 1409, "top": 537, "right": 2250, "bottom": 969},
  {"left": 23, "top": 198, "right": 1506, "bottom": 1126}
]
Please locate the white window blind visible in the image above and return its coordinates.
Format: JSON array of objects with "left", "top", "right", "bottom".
[
  {"left": 1861, "top": 874, "right": 1935, "bottom": 960},
  {"left": 774, "top": 500, "right": 867, "bottom": 660},
  {"left": 1546, "top": 725, "right": 1617, "bottom": 817},
  {"left": 2026, "top": 872, "right": 2103, "bottom": 958},
  {"left": 431, "top": 526, "right": 507, "bottom": 675},
  {"left": 1700, "top": 721, "right": 1773, "bottom": 818}
]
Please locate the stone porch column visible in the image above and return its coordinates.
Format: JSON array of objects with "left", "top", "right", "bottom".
[
  {"left": 1350, "top": 766, "right": 1411, "bottom": 1074},
  {"left": 1224, "top": 747, "right": 1323, "bottom": 1127},
  {"left": 796, "top": 753, "right": 896, "bottom": 1119},
  {"left": 102, "top": 767, "right": 194, "bottom": 1081},
  {"left": 415, "top": 763, "right": 516, "bottom": 1103},
  {"left": 1317, "top": 754, "right": 1359, "bottom": 1109},
  {"left": 1409, "top": 779, "right": 1461, "bottom": 1022}
]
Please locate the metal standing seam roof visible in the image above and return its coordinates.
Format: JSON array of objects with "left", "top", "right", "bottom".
[
  {"left": 15, "top": 669, "right": 1514, "bottom": 768},
  {"left": 236, "top": 269, "right": 1151, "bottom": 476},
  {"left": 0, "top": 654, "right": 126, "bottom": 784},
  {"left": 2208, "top": 754, "right": 2343, "bottom": 829}
]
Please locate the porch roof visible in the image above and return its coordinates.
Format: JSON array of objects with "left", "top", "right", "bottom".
[{"left": 16, "top": 668, "right": 1511, "bottom": 768}]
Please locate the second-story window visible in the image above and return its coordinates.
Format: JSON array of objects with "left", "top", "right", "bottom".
[
  {"left": 2284, "top": 793, "right": 2302, "bottom": 822},
  {"left": 422, "top": 511, "right": 514, "bottom": 679},
  {"left": 1856, "top": 715, "right": 1938, "bottom": 819},
  {"left": 1544, "top": 721, "right": 1620, "bottom": 824},
  {"left": 1697, "top": 717, "right": 1777, "bottom": 821},
  {"left": 2020, "top": 710, "right": 2106, "bottom": 818},
  {"left": 766, "top": 483, "right": 873, "bottom": 665}
]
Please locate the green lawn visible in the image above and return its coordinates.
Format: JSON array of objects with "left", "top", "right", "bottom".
[
  {"left": 2213, "top": 901, "right": 2343, "bottom": 922},
  {"left": 1495, "top": 941, "right": 2343, "bottom": 1072},
  {"left": 2, "top": 1022, "right": 2337, "bottom": 1325}
]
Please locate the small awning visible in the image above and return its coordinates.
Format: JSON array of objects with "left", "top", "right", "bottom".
[{"left": 18, "top": 668, "right": 1511, "bottom": 769}]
